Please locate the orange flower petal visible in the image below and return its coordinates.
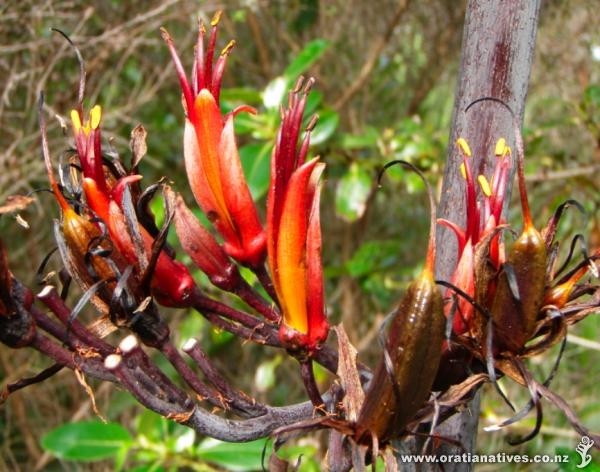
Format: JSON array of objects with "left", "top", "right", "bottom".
[
  {"left": 218, "top": 115, "right": 266, "bottom": 266},
  {"left": 276, "top": 158, "right": 320, "bottom": 334}
]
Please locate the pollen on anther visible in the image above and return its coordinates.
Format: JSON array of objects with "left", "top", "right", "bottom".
[
  {"left": 220, "top": 40, "right": 235, "bottom": 56},
  {"left": 456, "top": 137, "right": 472, "bottom": 157},
  {"left": 70, "top": 110, "right": 82, "bottom": 132},
  {"left": 90, "top": 105, "right": 102, "bottom": 130},
  {"left": 211, "top": 10, "right": 222, "bottom": 27},
  {"left": 459, "top": 163, "right": 467, "bottom": 180},
  {"left": 478, "top": 175, "right": 492, "bottom": 197},
  {"left": 495, "top": 138, "right": 506, "bottom": 157}
]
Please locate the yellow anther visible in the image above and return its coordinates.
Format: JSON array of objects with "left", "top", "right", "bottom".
[
  {"left": 70, "top": 109, "right": 82, "bottom": 132},
  {"left": 504, "top": 146, "right": 512, "bottom": 157},
  {"left": 478, "top": 175, "right": 492, "bottom": 197},
  {"left": 495, "top": 138, "right": 506, "bottom": 157},
  {"left": 211, "top": 10, "right": 222, "bottom": 27},
  {"left": 460, "top": 163, "right": 467, "bottom": 180},
  {"left": 221, "top": 40, "right": 235, "bottom": 56},
  {"left": 90, "top": 105, "right": 102, "bottom": 130},
  {"left": 456, "top": 137, "right": 472, "bottom": 157}
]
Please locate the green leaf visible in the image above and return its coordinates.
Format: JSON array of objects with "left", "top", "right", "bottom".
[
  {"left": 263, "top": 76, "right": 288, "bottom": 110},
  {"left": 136, "top": 410, "right": 168, "bottom": 443},
  {"left": 304, "top": 90, "right": 323, "bottom": 116},
  {"left": 254, "top": 355, "right": 283, "bottom": 393},
  {"left": 335, "top": 163, "right": 372, "bottom": 222},
  {"left": 195, "top": 437, "right": 269, "bottom": 471},
  {"left": 284, "top": 39, "right": 329, "bottom": 80},
  {"left": 239, "top": 143, "right": 273, "bottom": 200},
  {"left": 129, "top": 464, "right": 165, "bottom": 472},
  {"left": 310, "top": 110, "right": 339, "bottom": 145},
  {"left": 41, "top": 421, "right": 132, "bottom": 462},
  {"left": 584, "top": 85, "right": 600, "bottom": 107},
  {"left": 339, "top": 127, "right": 379, "bottom": 150},
  {"left": 220, "top": 87, "right": 262, "bottom": 105},
  {"left": 275, "top": 444, "right": 320, "bottom": 471},
  {"left": 346, "top": 240, "right": 401, "bottom": 277}
]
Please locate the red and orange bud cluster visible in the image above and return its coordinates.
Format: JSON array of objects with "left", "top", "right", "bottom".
[
  {"left": 439, "top": 137, "right": 512, "bottom": 334},
  {"left": 267, "top": 79, "right": 328, "bottom": 350},
  {"left": 67, "top": 105, "right": 196, "bottom": 308},
  {"left": 162, "top": 12, "right": 266, "bottom": 268}
]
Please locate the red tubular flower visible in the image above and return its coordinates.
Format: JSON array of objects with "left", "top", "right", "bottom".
[
  {"left": 161, "top": 12, "right": 266, "bottom": 268},
  {"left": 439, "top": 138, "right": 512, "bottom": 334},
  {"left": 267, "top": 80, "right": 328, "bottom": 350},
  {"left": 70, "top": 106, "right": 196, "bottom": 308}
]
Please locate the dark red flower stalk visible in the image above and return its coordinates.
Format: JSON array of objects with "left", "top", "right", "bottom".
[
  {"left": 161, "top": 12, "right": 266, "bottom": 268},
  {"left": 267, "top": 79, "right": 328, "bottom": 350}
]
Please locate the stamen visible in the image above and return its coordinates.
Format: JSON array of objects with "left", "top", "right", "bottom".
[
  {"left": 303, "top": 77, "right": 316, "bottom": 94},
  {"left": 460, "top": 163, "right": 467, "bottom": 180},
  {"left": 478, "top": 175, "right": 492, "bottom": 197},
  {"left": 211, "top": 10, "right": 222, "bottom": 27},
  {"left": 306, "top": 114, "right": 319, "bottom": 132},
  {"left": 293, "top": 76, "right": 305, "bottom": 94},
  {"left": 160, "top": 28, "right": 194, "bottom": 112},
  {"left": 220, "top": 40, "right": 235, "bottom": 56},
  {"left": 495, "top": 138, "right": 506, "bottom": 157},
  {"left": 70, "top": 110, "right": 82, "bottom": 132},
  {"left": 90, "top": 105, "right": 102, "bottom": 130},
  {"left": 456, "top": 137, "right": 472, "bottom": 157}
]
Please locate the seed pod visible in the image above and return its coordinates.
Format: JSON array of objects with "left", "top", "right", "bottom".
[
  {"left": 488, "top": 101, "right": 547, "bottom": 353},
  {"left": 355, "top": 273, "right": 444, "bottom": 442},
  {"left": 355, "top": 161, "right": 445, "bottom": 443},
  {"left": 490, "top": 225, "right": 547, "bottom": 352}
]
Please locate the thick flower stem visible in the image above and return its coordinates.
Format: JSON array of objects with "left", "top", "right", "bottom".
[
  {"left": 119, "top": 335, "right": 190, "bottom": 406},
  {"left": 158, "top": 341, "right": 224, "bottom": 409},
  {"left": 37, "top": 285, "right": 114, "bottom": 356},
  {"left": 30, "top": 306, "right": 72, "bottom": 344},
  {"left": 252, "top": 263, "right": 279, "bottom": 307},
  {"left": 105, "top": 354, "right": 194, "bottom": 419},
  {"left": 233, "top": 279, "right": 280, "bottom": 322},
  {"left": 31, "top": 332, "right": 116, "bottom": 382},
  {"left": 300, "top": 359, "right": 325, "bottom": 409},
  {"left": 202, "top": 310, "right": 275, "bottom": 344},
  {"left": 183, "top": 338, "right": 268, "bottom": 417}
]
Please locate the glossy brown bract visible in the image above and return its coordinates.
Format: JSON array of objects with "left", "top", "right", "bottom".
[
  {"left": 356, "top": 274, "right": 444, "bottom": 442},
  {"left": 491, "top": 226, "right": 547, "bottom": 353}
]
